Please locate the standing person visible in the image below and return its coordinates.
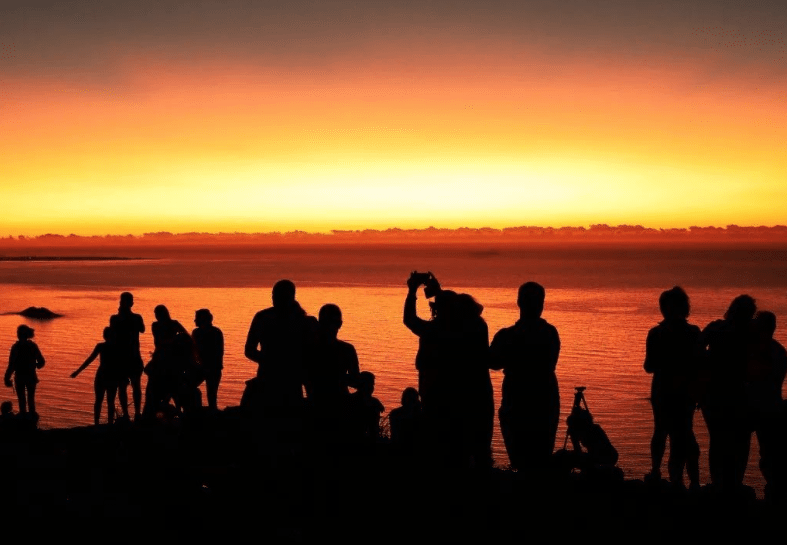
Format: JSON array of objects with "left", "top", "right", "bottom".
[
  {"left": 490, "top": 282, "right": 561, "bottom": 474},
  {"left": 745, "top": 310, "right": 787, "bottom": 502},
  {"left": 71, "top": 327, "right": 123, "bottom": 425},
  {"left": 4, "top": 325, "right": 45, "bottom": 417},
  {"left": 193, "top": 309, "right": 224, "bottom": 411},
  {"left": 644, "top": 287, "right": 701, "bottom": 489},
  {"left": 403, "top": 272, "right": 493, "bottom": 468},
  {"left": 110, "top": 292, "right": 145, "bottom": 420},
  {"left": 244, "top": 280, "right": 318, "bottom": 415},
  {"left": 698, "top": 294, "right": 756, "bottom": 493},
  {"left": 144, "top": 304, "right": 189, "bottom": 416}
]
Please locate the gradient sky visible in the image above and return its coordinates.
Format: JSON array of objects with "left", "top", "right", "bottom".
[{"left": 1, "top": 0, "right": 785, "bottom": 235}]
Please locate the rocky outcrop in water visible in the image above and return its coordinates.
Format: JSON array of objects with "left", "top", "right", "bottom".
[{"left": 17, "top": 307, "right": 62, "bottom": 319}]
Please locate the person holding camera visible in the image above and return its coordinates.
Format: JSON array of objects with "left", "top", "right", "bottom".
[{"left": 404, "top": 271, "right": 493, "bottom": 468}]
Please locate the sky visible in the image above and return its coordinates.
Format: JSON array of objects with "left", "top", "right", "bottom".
[{"left": 1, "top": 0, "right": 785, "bottom": 235}]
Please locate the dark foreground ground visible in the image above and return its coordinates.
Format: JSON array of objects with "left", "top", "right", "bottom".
[{"left": 1, "top": 409, "right": 781, "bottom": 543}]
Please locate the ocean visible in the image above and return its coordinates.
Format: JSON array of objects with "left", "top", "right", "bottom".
[{"left": 1, "top": 244, "right": 786, "bottom": 494}]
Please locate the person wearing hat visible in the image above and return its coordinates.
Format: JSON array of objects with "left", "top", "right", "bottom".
[{"left": 5, "top": 324, "right": 46, "bottom": 416}]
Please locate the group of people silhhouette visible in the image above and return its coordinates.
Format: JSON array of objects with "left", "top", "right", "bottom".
[
  {"left": 3, "top": 278, "right": 787, "bottom": 500},
  {"left": 645, "top": 287, "right": 787, "bottom": 500},
  {"left": 242, "top": 280, "right": 383, "bottom": 449},
  {"left": 68, "top": 292, "right": 225, "bottom": 424}
]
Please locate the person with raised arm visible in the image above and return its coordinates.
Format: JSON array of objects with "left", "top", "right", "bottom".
[{"left": 404, "top": 271, "right": 493, "bottom": 468}]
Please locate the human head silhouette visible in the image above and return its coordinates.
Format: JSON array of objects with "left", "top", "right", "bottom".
[
  {"left": 517, "top": 282, "right": 545, "bottom": 319},
  {"left": 401, "top": 387, "right": 420, "bottom": 408},
  {"left": 102, "top": 326, "right": 112, "bottom": 342},
  {"left": 755, "top": 310, "right": 776, "bottom": 339},
  {"left": 659, "top": 286, "right": 690, "bottom": 321},
  {"left": 318, "top": 304, "right": 343, "bottom": 335},
  {"left": 16, "top": 324, "right": 34, "bottom": 341},
  {"left": 724, "top": 294, "right": 756, "bottom": 323},
  {"left": 430, "top": 290, "right": 458, "bottom": 319},
  {"left": 272, "top": 280, "right": 296, "bottom": 309},
  {"left": 357, "top": 371, "right": 376, "bottom": 396},
  {"left": 120, "top": 292, "right": 134, "bottom": 309},
  {"left": 154, "top": 305, "right": 171, "bottom": 322},
  {"left": 195, "top": 308, "right": 213, "bottom": 328}
]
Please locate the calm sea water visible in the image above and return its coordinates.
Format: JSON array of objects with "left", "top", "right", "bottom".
[{"left": 1, "top": 245, "right": 786, "bottom": 494}]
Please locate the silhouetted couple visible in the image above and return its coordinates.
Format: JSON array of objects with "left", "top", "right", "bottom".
[
  {"left": 404, "top": 271, "right": 494, "bottom": 469},
  {"left": 645, "top": 288, "right": 787, "bottom": 498},
  {"left": 699, "top": 295, "right": 787, "bottom": 498},
  {"left": 144, "top": 304, "right": 204, "bottom": 417},
  {"left": 244, "top": 280, "right": 372, "bottom": 445}
]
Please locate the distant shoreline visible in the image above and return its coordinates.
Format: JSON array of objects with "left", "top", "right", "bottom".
[{"left": 0, "top": 256, "right": 148, "bottom": 262}]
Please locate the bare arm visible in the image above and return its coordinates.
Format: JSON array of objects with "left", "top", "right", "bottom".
[
  {"left": 488, "top": 329, "right": 506, "bottom": 371},
  {"left": 4, "top": 347, "right": 15, "bottom": 387},
  {"left": 403, "top": 291, "right": 430, "bottom": 336},
  {"left": 244, "top": 313, "right": 263, "bottom": 364},
  {"left": 218, "top": 328, "right": 225, "bottom": 368},
  {"left": 346, "top": 345, "right": 361, "bottom": 389},
  {"left": 71, "top": 344, "right": 101, "bottom": 378}
]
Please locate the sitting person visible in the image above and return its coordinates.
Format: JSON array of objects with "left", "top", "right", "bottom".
[
  {"left": 389, "top": 387, "right": 423, "bottom": 456},
  {"left": 348, "top": 371, "right": 385, "bottom": 443}
]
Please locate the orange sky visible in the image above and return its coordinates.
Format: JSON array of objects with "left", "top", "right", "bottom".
[{"left": 1, "top": 1, "right": 785, "bottom": 235}]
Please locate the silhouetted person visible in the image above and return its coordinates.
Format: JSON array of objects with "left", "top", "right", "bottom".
[
  {"left": 490, "top": 282, "right": 560, "bottom": 473},
  {"left": 244, "top": 280, "right": 318, "bottom": 415},
  {"left": 71, "top": 326, "right": 123, "bottom": 425},
  {"left": 144, "top": 305, "right": 190, "bottom": 417},
  {"left": 348, "top": 371, "right": 384, "bottom": 443},
  {"left": 4, "top": 325, "right": 44, "bottom": 417},
  {"left": 110, "top": 292, "right": 145, "bottom": 420},
  {"left": 644, "top": 286, "right": 701, "bottom": 489},
  {"left": 305, "top": 304, "right": 360, "bottom": 410},
  {"left": 403, "top": 272, "right": 493, "bottom": 468},
  {"left": 193, "top": 309, "right": 224, "bottom": 411},
  {"left": 745, "top": 310, "right": 787, "bottom": 501},
  {"left": 304, "top": 304, "right": 360, "bottom": 443},
  {"left": 699, "top": 294, "right": 757, "bottom": 493},
  {"left": 389, "top": 387, "right": 423, "bottom": 456}
]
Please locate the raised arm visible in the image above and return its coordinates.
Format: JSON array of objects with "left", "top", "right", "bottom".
[{"left": 403, "top": 290, "right": 431, "bottom": 336}]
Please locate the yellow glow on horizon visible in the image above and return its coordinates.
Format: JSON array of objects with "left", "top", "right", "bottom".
[{"left": 2, "top": 50, "right": 786, "bottom": 236}]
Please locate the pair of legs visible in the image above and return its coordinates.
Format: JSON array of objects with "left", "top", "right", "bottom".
[
  {"left": 116, "top": 369, "right": 141, "bottom": 420},
  {"left": 94, "top": 383, "right": 117, "bottom": 425},
  {"left": 500, "top": 406, "right": 559, "bottom": 472},
  {"left": 205, "top": 370, "right": 221, "bottom": 411},
  {"left": 650, "top": 397, "right": 700, "bottom": 486},
  {"left": 15, "top": 380, "right": 36, "bottom": 414}
]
